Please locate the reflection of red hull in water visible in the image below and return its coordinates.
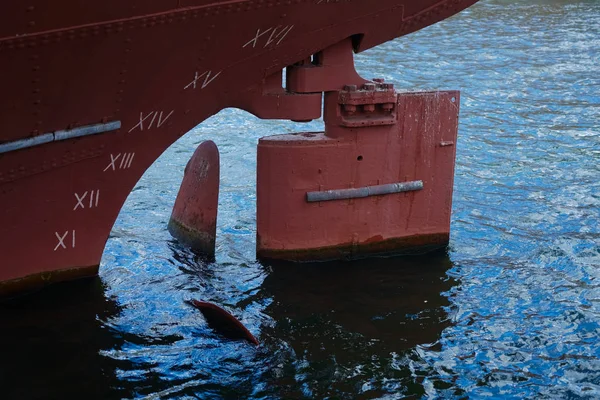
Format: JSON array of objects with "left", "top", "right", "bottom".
[
  {"left": 188, "top": 300, "right": 259, "bottom": 345},
  {"left": 0, "top": 0, "right": 478, "bottom": 296}
]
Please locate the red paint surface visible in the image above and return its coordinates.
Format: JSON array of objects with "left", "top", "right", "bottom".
[
  {"left": 257, "top": 90, "right": 459, "bottom": 261},
  {"left": 0, "top": 0, "right": 478, "bottom": 293},
  {"left": 168, "top": 141, "right": 220, "bottom": 256}
]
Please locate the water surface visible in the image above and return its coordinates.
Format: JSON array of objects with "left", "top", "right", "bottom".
[{"left": 1, "top": 0, "right": 599, "bottom": 398}]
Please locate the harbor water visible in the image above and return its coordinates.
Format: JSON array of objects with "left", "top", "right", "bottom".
[{"left": 2, "top": 0, "right": 599, "bottom": 398}]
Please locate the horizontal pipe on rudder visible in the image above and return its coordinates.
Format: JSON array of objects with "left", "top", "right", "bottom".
[{"left": 306, "top": 181, "right": 423, "bottom": 203}]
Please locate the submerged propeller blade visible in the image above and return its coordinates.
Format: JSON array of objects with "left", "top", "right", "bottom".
[{"left": 187, "top": 299, "right": 259, "bottom": 345}]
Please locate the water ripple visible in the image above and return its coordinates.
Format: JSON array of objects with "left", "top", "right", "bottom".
[
  {"left": 96, "top": 1, "right": 600, "bottom": 397},
  {"left": 3, "top": 1, "right": 598, "bottom": 399}
]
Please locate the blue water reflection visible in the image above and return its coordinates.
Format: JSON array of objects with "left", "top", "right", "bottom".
[
  {"left": 100, "top": 1, "right": 600, "bottom": 398},
  {"left": 7, "top": 0, "right": 598, "bottom": 398}
]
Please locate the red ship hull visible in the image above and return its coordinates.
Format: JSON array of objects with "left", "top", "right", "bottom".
[{"left": 0, "top": 0, "right": 478, "bottom": 296}]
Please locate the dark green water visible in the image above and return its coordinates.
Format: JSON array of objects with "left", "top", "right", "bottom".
[{"left": 1, "top": 0, "right": 599, "bottom": 398}]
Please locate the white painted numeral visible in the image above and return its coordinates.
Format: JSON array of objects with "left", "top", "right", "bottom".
[
  {"left": 73, "top": 190, "right": 100, "bottom": 210},
  {"left": 184, "top": 70, "right": 222, "bottom": 90},
  {"left": 243, "top": 25, "right": 294, "bottom": 49},
  {"left": 128, "top": 111, "right": 174, "bottom": 133},
  {"left": 54, "top": 230, "right": 76, "bottom": 251},
  {"left": 103, "top": 153, "right": 135, "bottom": 172}
]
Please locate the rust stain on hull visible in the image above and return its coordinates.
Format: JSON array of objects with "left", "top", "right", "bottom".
[
  {"left": 257, "top": 233, "right": 450, "bottom": 262},
  {"left": 0, "top": 265, "right": 99, "bottom": 299},
  {"left": 168, "top": 218, "right": 217, "bottom": 257}
]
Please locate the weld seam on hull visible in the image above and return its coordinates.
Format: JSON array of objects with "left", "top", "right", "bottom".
[
  {"left": 306, "top": 180, "right": 423, "bottom": 203},
  {"left": 0, "top": 121, "right": 121, "bottom": 154}
]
